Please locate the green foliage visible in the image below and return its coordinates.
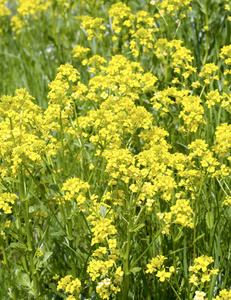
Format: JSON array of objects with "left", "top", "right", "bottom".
[{"left": 0, "top": 0, "right": 231, "bottom": 300}]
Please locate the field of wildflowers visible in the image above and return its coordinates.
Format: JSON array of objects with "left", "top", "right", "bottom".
[{"left": 0, "top": 0, "right": 231, "bottom": 299}]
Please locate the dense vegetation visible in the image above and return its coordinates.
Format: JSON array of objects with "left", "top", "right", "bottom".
[{"left": 0, "top": 0, "right": 231, "bottom": 299}]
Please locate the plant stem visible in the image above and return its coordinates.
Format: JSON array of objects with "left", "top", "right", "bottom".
[
  {"left": 1, "top": 240, "right": 17, "bottom": 300},
  {"left": 169, "top": 280, "right": 182, "bottom": 300},
  {"left": 18, "top": 170, "right": 39, "bottom": 299},
  {"left": 122, "top": 196, "right": 133, "bottom": 300}
]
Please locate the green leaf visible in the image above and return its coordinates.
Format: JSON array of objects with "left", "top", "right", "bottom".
[
  {"left": 193, "top": 233, "right": 205, "bottom": 244},
  {"left": 50, "top": 231, "right": 65, "bottom": 237},
  {"left": 129, "top": 223, "right": 145, "bottom": 233},
  {"left": 100, "top": 205, "right": 107, "bottom": 217},
  {"left": 2, "top": 177, "right": 19, "bottom": 183},
  {"left": 10, "top": 242, "right": 27, "bottom": 251},
  {"left": 48, "top": 283, "right": 66, "bottom": 298},
  {"left": 130, "top": 267, "right": 141, "bottom": 275},
  {"left": 0, "top": 183, "right": 7, "bottom": 190},
  {"left": 17, "top": 271, "right": 31, "bottom": 288},
  {"left": 49, "top": 184, "right": 60, "bottom": 192},
  {"left": 41, "top": 251, "right": 53, "bottom": 263},
  {"left": 206, "top": 212, "right": 214, "bottom": 229},
  {"left": 29, "top": 206, "right": 35, "bottom": 213},
  {"left": 173, "top": 228, "right": 183, "bottom": 242}
]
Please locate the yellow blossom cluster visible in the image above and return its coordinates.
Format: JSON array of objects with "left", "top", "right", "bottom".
[
  {"left": 213, "top": 123, "right": 231, "bottom": 159},
  {"left": 59, "top": 177, "right": 90, "bottom": 210},
  {"left": 146, "top": 255, "right": 175, "bottom": 282},
  {"left": 0, "top": 190, "right": 18, "bottom": 214},
  {"left": 151, "top": 87, "right": 205, "bottom": 132},
  {"left": 188, "top": 139, "right": 219, "bottom": 173},
  {"left": 170, "top": 199, "right": 194, "bottom": 228},
  {"left": 57, "top": 275, "right": 81, "bottom": 297},
  {"left": 194, "top": 291, "right": 207, "bottom": 300},
  {"left": 220, "top": 44, "right": 231, "bottom": 74},
  {"left": 85, "top": 203, "right": 123, "bottom": 299},
  {"left": 11, "top": 0, "right": 51, "bottom": 34},
  {"left": 189, "top": 256, "right": 219, "bottom": 286},
  {"left": 199, "top": 63, "right": 219, "bottom": 85},
  {"left": 109, "top": 2, "right": 134, "bottom": 35},
  {"left": 78, "top": 15, "right": 106, "bottom": 40},
  {"left": 0, "top": 88, "right": 56, "bottom": 178},
  {"left": 44, "top": 63, "right": 81, "bottom": 136},
  {"left": 90, "top": 217, "right": 117, "bottom": 246},
  {"left": 157, "top": 198, "right": 194, "bottom": 234},
  {"left": 213, "top": 289, "right": 231, "bottom": 300},
  {"left": 72, "top": 45, "right": 90, "bottom": 60},
  {"left": 222, "top": 195, "right": 231, "bottom": 207},
  {"left": 0, "top": 0, "right": 10, "bottom": 36},
  {"left": 96, "top": 267, "right": 124, "bottom": 300},
  {"left": 0, "top": 0, "right": 10, "bottom": 17},
  {"left": 151, "top": 0, "right": 191, "bottom": 18},
  {"left": 179, "top": 95, "right": 206, "bottom": 132}
]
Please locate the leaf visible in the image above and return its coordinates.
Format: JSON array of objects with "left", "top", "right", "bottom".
[
  {"left": 10, "top": 242, "right": 27, "bottom": 251},
  {"left": 100, "top": 205, "right": 107, "bottom": 217},
  {"left": 29, "top": 206, "right": 35, "bottom": 213},
  {"left": 0, "top": 183, "right": 7, "bottom": 190},
  {"left": 49, "top": 184, "right": 60, "bottom": 192},
  {"left": 173, "top": 228, "right": 183, "bottom": 242},
  {"left": 206, "top": 212, "right": 214, "bottom": 229},
  {"left": 3, "top": 177, "right": 19, "bottom": 183},
  {"left": 129, "top": 223, "right": 145, "bottom": 233},
  {"left": 193, "top": 233, "right": 205, "bottom": 244},
  {"left": 48, "top": 283, "right": 66, "bottom": 298},
  {"left": 8, "top": 230, "right": 20, "bottom": 241},
  {"left": 41, "top": 252, "right": 53, "bottom": 263},
  {"left": 17, "top": 271, "right": 31, "bottom": 288},
  {"left": 50, "top": 231, "right": 65, "bottom": 237},
  {"left": 130, "top": 267, "right": 141, "bottom": 275}
]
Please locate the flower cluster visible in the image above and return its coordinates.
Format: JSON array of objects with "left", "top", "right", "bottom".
[
  {"left": 189, "top": 256, "right": 219, "bottom": 287},
  {"left": 0, "top": 0, "right": 10, "bottom": 18},
  {"left": 79, "top": 15, "right": 106, "bottom": 40},
  {"left": 194, "top": 291, "right": 207, "bottom": 300},
  {"left": 146, "top": 255, "right": 175, "bottom": 282},
  {"left": 199, "top": 63, "right": 219, "bottom": 85},
  {"left": 86, "top": 204, "right": 123, "bottom": 299},
  {"left": 0, "top": 191, "right": 18, "bottom": 214},
  {"left": 0, "top": 88, "right": 55, "bottom": 178},
  {"left": 11, "top": 0, "right": 51, "bottom": 34},
  {"left": 57, "top": 275, "right": 81, "bottom": 298},
  {"left": 151, "top": 0, "right": 191, "bottom": 18},
  {"left": 213, "top": 289, "right": 231, "bottom": 300}
]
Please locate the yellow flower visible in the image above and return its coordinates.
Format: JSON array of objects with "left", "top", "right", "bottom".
[
  {"left": 194, "top": 291, "right": 206, "bottom": 300},
  {"left": 190, "top": 274, "right": 199, "bottom": 286},
  {"left": 156, "top": 269, "right": 171, "bottom": 282},
  {"left": 146, "top": 255, "right": 167, "bottom": 273}
]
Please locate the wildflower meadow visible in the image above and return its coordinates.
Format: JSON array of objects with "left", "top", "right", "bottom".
[{"left": 0, "top": 0, "right": 231, "bottom": 299}]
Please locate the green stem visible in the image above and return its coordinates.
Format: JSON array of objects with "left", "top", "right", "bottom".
[
  {"left": 10, "top": 118, "right": 29, "bottom": 275},
  {"left": 122, "top": 199, "right": 132, "bottom": 300},
  {"left": 169, "top": 280, "right": 182, "bottom": 300},
  {"left": 73, "top": 106, "right": 87, "bottom": 181},
  {"left": 202, "top": 0, "right": 209, "bottom": 65},
  {"left": 165, "top": 51, "right": 170, "bottom": 88},
  {"left": 130, "top": 226, "right": 164, "bottom": 270},
  {"left": 1, "top": 240, "right": 17, "bottom": 300},
  {"left": 199, "top": 84, "right": 206, "bottom": 98},
  {"left": 18, "top": 171, "right": 39, "bottom": 299},
  {"left": 183, "top": 234, "right": 189, "bottom": 300},
  {"left": 59, "top": 110, "right": 66, "bottom": 174},
  {"left": 15, "top": 203, "right": 29, "bottom": 273}
]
